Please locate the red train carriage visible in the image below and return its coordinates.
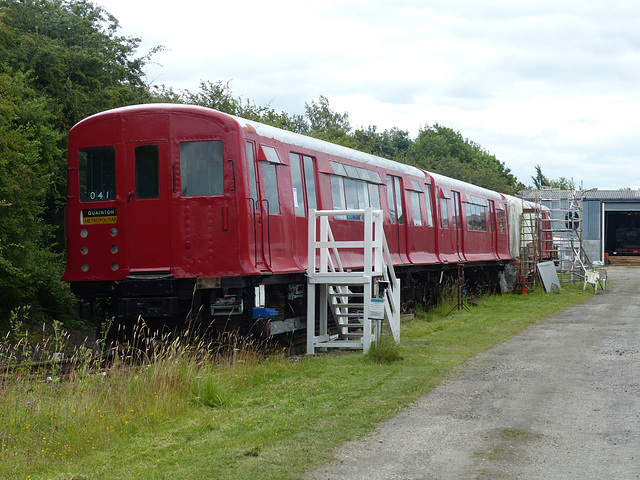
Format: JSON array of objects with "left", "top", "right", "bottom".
[
  {"left": 63, "top": 104, "right": 513, "bottom": 333},
  {"left": 429, "top": 173, "right": 510, "bottom": 264}
]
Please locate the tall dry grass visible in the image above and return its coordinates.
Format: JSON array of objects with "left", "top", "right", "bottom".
[{"left": 0, "top": 316, "right": 268, "bottom": 477}]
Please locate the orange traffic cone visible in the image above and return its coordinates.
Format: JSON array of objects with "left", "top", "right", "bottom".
[{"left": 520, "top": 276, "right": 527, "bottom": 295}]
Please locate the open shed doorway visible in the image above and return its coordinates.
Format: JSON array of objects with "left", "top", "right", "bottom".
[{"left": 605, "top": 210, "right": 640, "bottom": 265}]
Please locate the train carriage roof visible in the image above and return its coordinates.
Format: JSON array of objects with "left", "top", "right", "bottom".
[
  {"left": 231, "top": 113, "right": 424, "bottom": 178},
  {"left": 429, "top": 171, "right": 506, "bottom": 201},
  {"left": 76, "top": 104, "right": 425, "bottom": 179}
]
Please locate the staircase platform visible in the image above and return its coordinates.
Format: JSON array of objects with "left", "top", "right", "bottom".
[{"left": 308, "top": 272, "right": 375, "bottom": 284}]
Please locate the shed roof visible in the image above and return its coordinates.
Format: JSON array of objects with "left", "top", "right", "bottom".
[{"left": 520, "top": 188, "right": 640, "bottom": 201}]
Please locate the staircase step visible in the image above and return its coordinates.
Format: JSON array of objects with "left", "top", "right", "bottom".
[
  {"left": 331, "top": 302, "right": 365, "bottom": 308},
  {"left": 329, "top": 292, "right": 363, "bottom": 298},
  {"left": 335, "top": 320, "right": 364, "bottom": 326},
  {"left": 342, "top": 333, "right": 364, "bottom": 338},
  {"left": 333, "top": 313, "right": 364, "bottom": 319},
  {"left": 314, "top": 339, "right": 364, "bottom": 349}
]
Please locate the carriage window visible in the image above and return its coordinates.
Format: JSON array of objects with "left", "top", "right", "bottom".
[
  {"left": 466, "top": 204, "right": 476, "bottom": 230},
  {"left": 246, "top": 142, "right": 258, "bottom": 206},
  {"left": 452, "top": 191, "right": 462, "bottom": 230},
  {"left": 357, "top": 167, "right": 371, "bottom": 181},
  {"left": 411, "top": 191, "right": 422, "bottom": 226},
  {"left": 135, "top": 145, "right": 159, "bottom": 199},
  {"left": 357, "top": 181, "right": 370, "bottom": 209},
  {"left": 303, "top": 156, "right": 317, "bottom": 210},
  {"left": 498, "top": 209, "right": 506, "bottom": 233},
  {"left": 344, "top": 165, "right": 359, "bottom": 178},
  {"left": 369, "top": 184, "right": 381, "bottom": 210},
  {"left": 424, "top": 184, "right": 434, "bottom": 227},
  {"left": 331, "top": 175, "right": 346, "bottom": 219},
  {"left": 386, "top": 175, "right": 404, "bottom": 225},
  {"left": 261, "top": 145, "right": 281, "bottom": 163},
  {"left": 369, "top": 170, "right": 381, "bottom": 183},
  {"left": 394, "top": 177, "right": 404, "bottom": 224},
  {"left": 488, "top": 201, "right": 496, "bottom": 233},
  {"left": 344, "top": 179, "right": 359, "bottom": 210},
  {"left": 290, "top": 153, "right": 318, "bottom": 215},
  {"left": 79, "top": 146, "right": 116, "bottom": 202},
  {"left": 331, "top": 174, "right": 380, "bottom": 220},
  {"left": 465, "top": 196, "right": 488, "bottom": 231},
  {"left": 330, "top": 161, "right": 347, "bottom": 176},
  {"left": 344, "top": 178, "right": 361, "bottom": 220},
  {"left": 180, "top": 140, "right": 223, "bottom": 196},
  {"left": 261, "top": 162, "right": 280, "bottom": 214},
  {"left": 290, "top": 153, "right": 305, "bottom": 216},
  {"left": 386, "top": 177, "right": 396, "bottom": 224},
  {"left": 440, "top": 197, "right": 449, "bottom": 228}
]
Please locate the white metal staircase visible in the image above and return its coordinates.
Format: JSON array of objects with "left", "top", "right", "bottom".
[{"left": 306, "top": 208, "right": 400, "bottom": 354}]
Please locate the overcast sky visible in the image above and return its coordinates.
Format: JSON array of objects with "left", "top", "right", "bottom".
[{"left": 98, "top": 0, "right": 640, "bottom": 190}]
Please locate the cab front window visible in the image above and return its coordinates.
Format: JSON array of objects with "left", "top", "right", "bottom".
[{"left": 79, "top": 146, "right": 116, "bottom": 202}]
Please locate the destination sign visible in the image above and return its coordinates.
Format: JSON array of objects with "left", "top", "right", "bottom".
[{"left": 82, "top": 208, "right": 117, "bottom": 225}]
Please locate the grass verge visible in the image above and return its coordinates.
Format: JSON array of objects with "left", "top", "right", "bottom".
[{"left": 1, "top": 285, "right": 591, "bottom": 480}]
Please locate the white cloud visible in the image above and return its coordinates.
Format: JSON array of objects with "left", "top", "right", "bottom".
[{"left": 98, "top": 0, "right": 640, "bottom": 189}]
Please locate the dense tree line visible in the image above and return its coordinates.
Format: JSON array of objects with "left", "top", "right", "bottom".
[
  {"left": 0, "top": 0, "right": 523, "bottom": 323},
  {"left": 0, "top": 0, "right": 155, "bottom": 321}
]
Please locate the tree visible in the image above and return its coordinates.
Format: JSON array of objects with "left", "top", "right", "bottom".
[
  {"left": 0, "top": 0, "right": 160, "bottom": 245},
  {"left": 0, "top": 0, "right": 161, "bottom": 320},
  {"left": 182, "top": 80, "right": 241, "bottom": 115},
  {"left": 530, "top": 165, "right": 574, "bottom": 190},
  {"left": 407, "top": 124, "right": 521, "bottom": 194},
  {"left": 0, "top": 0, "right": 157, "bottom": 130},
  {"left": 531, "top": 165, "right": 549, "bottom": 189},
  {"left": 0, "top": 69, "right": 72, "bottom": 315},
  {"left": 304, "top": 95, "right": 351, "bottom": 141},
  {"left": 182, "top": 80, "right": 310, "bottom": 133}
]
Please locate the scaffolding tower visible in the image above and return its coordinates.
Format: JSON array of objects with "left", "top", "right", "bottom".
[
  {"left": 518, "top": 199, "right": 541, "bottom": 290},
  {"left": 521, "top": 187, "right": 593, "bottom": 284}
]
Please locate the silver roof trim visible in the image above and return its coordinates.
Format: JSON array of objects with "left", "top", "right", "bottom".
[
  {"left": 430, "top": 172, "right": 505, "bottom": 200},
  {"left": 231, "top": 115, "right": 424, "bottom": 178}
]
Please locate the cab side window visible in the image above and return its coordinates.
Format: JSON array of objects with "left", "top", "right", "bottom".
[{"left": 180, "top": 140, "right": 223, "bottom": 196}]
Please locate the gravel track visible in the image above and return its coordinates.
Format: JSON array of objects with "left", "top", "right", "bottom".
[{"left": 309, "top": 267, "right": 640, "bottom": 479}]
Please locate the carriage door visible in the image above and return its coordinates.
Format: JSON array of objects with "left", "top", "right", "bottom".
[
  {"left": 255, "top": 144, "right": 291, "bottom": 271},
  {"left": 386, "top": 175, "right": 408, "bottom": 263},
  {"left": 290, "top": 153, "right": 318, "bottom": 269},
  {"left": 245, "top": 141, "right": 267, "bottom": 271},
  {"left": 126, "top": 142, "right": 171, "bottom": 271},
  {"left": 452, "top": 191, "right": 465, "bottom": 261},
  {"left": 488, "top": 200, "right": 498, "bottom": 258}
]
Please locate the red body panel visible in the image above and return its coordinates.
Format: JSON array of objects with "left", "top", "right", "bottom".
[
  {"left": 430, "top": 173, "right": 511, "bottom": 264},
  {"left": 63, "top": 104, "right": 513, "bottom": 293},
  {"left": 63, "top": 105, "right": 255, "bottom": 283}
]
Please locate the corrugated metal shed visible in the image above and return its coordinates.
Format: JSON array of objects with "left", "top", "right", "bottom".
[{"left": 519, "top": 188, "right": 640, "bottom": 265}]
